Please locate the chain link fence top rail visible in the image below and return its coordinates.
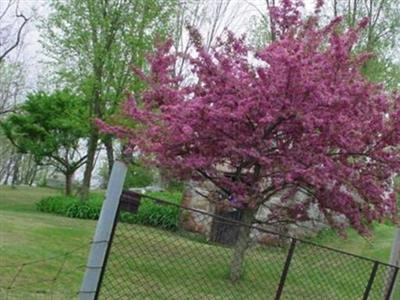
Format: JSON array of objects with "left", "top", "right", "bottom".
[{"left": 99, "top": 192, "right": 399, "bottom": 300}]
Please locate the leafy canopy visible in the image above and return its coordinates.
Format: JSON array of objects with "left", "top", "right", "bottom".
[
  {"left": 2, "top": 90, "right": 88, "bottom": 167},
  {"left": 99, "top": 0, "right": 400, "bottom": 234}
]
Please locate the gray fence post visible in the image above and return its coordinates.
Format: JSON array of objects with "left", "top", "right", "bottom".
[
  {"left": 388, "top": 227, "right": 400, "bottom": 300},
  {"left": 78, "top": 160, "right": 128, "bottom": 300}
]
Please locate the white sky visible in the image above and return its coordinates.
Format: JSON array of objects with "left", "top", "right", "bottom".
[{"left": 1, "top": 0, "right": 316, "bottom": 91}]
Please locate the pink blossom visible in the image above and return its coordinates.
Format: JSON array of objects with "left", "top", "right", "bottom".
[{"left": 100, "top": 0, "right": 400, "bottom": 235}]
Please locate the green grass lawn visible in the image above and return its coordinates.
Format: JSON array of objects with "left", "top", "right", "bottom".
[
  {"left": 0, "top": 186, "right": 95, "bottom": 299},
  {"left": 308, "top": 223, "right": 397, "bottom": 263},
  {"left": 101, "top": 222, "right": 398, "bottom": 300},
  {"left": 0, "top": 186, "right": 399, "bottom": 299}
]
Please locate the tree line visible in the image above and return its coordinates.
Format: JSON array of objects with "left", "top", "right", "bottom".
[{"left": 0, "top": 0, "right": 399, "bottom": 200}]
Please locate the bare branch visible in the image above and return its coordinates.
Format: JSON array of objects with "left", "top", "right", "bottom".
[
  {"left": 0, "top": 12, "right": 29, "bottom": 62},
  {"left": 0, "top": 0, "right": 15, "bottom": 21},
  {"left": 0, "top": 108, "right": 15, "bottom": 115}
]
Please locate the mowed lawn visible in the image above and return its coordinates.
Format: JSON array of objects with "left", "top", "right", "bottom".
[
  {"left": 0, "top": 186, "right": 96, "bottom": 299},
  {"left": 100, "top": 221, "right": 396, "bottom": 300},
  {"left": 0, "top": 186, "right": 399, "bottom": 299}
]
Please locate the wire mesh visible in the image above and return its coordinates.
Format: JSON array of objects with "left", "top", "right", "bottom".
[
  {"left": 2, "top": 192, "right": 397, "bottom": 299},
  {"left": 99, "top": 193, "right": 399, "bottom": 300},
  {"left": 0, "top": 241, "right": 92, "bottom": 299},
  {"left": 283, "top": 240, "right": 370, "bottom": 299}
]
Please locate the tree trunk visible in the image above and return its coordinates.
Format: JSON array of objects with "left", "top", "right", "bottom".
[
  {"left": 28, "top": 165, "right": 38, "bottom": 186},
  {"left": 266, "top": 0, "right": 277, "bottom": 42},
  {"left": 103, "top": 135, "right": 114, "bottom": 177},
  {"left": 11, "top": 153, "right": 22, "bottom": 187},
  {"left": 334, "top": 0, "right": 338, "bottom": 17},
  {"left": 23, "top": 155, "right": 36, "bottom": 185},
  {"left": 3, "top": 156, "right": 13, "bottom": 185},
  {"left": 65, "top": 172, "right": 73, "bottom": 196},
  {"left": 81, "top": 47, "right": 103, "bottom": 200},
  {"left": 229, "top": 208, "right": 255, "bottom": 282},
  {"left": 80, "top": 129, "right": 99, "bottom": 201}
]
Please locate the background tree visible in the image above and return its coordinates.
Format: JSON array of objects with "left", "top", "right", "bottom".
[
  {"left": 41, "top": 0, "right": 178, "bottom": 200},
  {"left": 173, "top": 0, "right": 238, "bottom": 78},
  {"left": 0, "top": 0, "right": 29, "bottom": 63},
  {"left": 1, "top": 90, "right": 88, "bottom": 195},
  {"left": 0, "top": 36, "right": 36, "bottom": 187},
  {"left": 99, "top": 0, "right": 400, "bottom": 282},
  {"left": 250, "top": 0, "right": 400, "bottom": 89},
  {"left": 0, "top": 61, "right": 25, "bottom": 115},
  {"left": 325, "top": 0, "right": 400, "bottom": 89}
]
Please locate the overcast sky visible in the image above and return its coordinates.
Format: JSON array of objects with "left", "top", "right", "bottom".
[{"left": 1, "top": 0, "right": 317, "bottom": 91}]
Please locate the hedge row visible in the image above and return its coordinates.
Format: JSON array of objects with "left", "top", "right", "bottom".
[{"left": 36, "top": 191, "right": 182, "bottom": 230}]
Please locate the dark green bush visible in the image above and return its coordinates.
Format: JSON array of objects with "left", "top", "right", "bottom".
[
  {"left": 36, "top": 191, "right": 182, "bottom": 230},
  {"left": 120, "top": 200, "right": 179, "bottom": 230},
  {"left": 36, "top": 194, "right": 102, "bottom": 220}
]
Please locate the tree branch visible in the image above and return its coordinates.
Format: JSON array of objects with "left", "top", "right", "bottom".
[
  {"left": 196, "top": 169, "right": 231, "bottom": 195},
  {"left": 0, "top": 108, "right": 15, "bottom": 115},
  {"left": 0, "top": 12, "right": 29, "bottom": 62}
]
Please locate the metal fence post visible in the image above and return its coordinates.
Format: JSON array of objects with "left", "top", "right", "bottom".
[
  {"left": 78, "top": 160, "right": 128, "bottom": 300},
  {"left": 386, "top": 267, "right": 399, "bottom": 300},
  {"left": 275, "top": 238, "right": 297, "bottom": 300},
  {"left": 388, "top": 227, "right": 400, "bottom": 300},
  {"left": 363, "top": 262, "right": 379, "bottom": 300}
]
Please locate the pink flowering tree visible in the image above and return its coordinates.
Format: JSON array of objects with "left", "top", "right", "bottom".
[{"left": 99, "top": 0, "right": 400, "bottom": 281}]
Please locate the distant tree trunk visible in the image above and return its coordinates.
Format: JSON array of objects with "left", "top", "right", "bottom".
[
  {"left": 22, "top": 155, "right": 31, "bottom": 184},
  {"left": 65, "top": 171, "right": 73, "bottom": 196},
  {"left": 28, "top": 166, "right": 38, "bottom": 186},
  {"left": 11, "top": 153, "right": 22, "bottom": 187},
  {"left": 333, "top": 0, "right": 338, "bottom": 17},
  {"left": 3, "top": 156, "right": 13, "bottom": 184},
  {"left": 266, "top": 0, "right": 277, "bottom": 42},
  {"left": 103, "top": 135, "right": 114, "bottom": 177},
  {"left": 80, "top": 129, "right": 99, "bottom": 201},
  {"left": 81, "top": 53, "right": 103, "bottom": 201},
  {"left": 229, "top": 207, "right": 255, "bottom": 282},
  {"left": 22, "top": 155, "right": 37, "bottom": 185}
]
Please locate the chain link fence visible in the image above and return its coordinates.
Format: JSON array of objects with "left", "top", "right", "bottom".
[
  {"left": 98, "top": 192, "right": 399, "bottom": 300},
  {"left": 0, "top": 242, "right": 93, "bottom": 299},
  {"left": 1, "top": 191, "right": 398, "bottom": 299}
]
